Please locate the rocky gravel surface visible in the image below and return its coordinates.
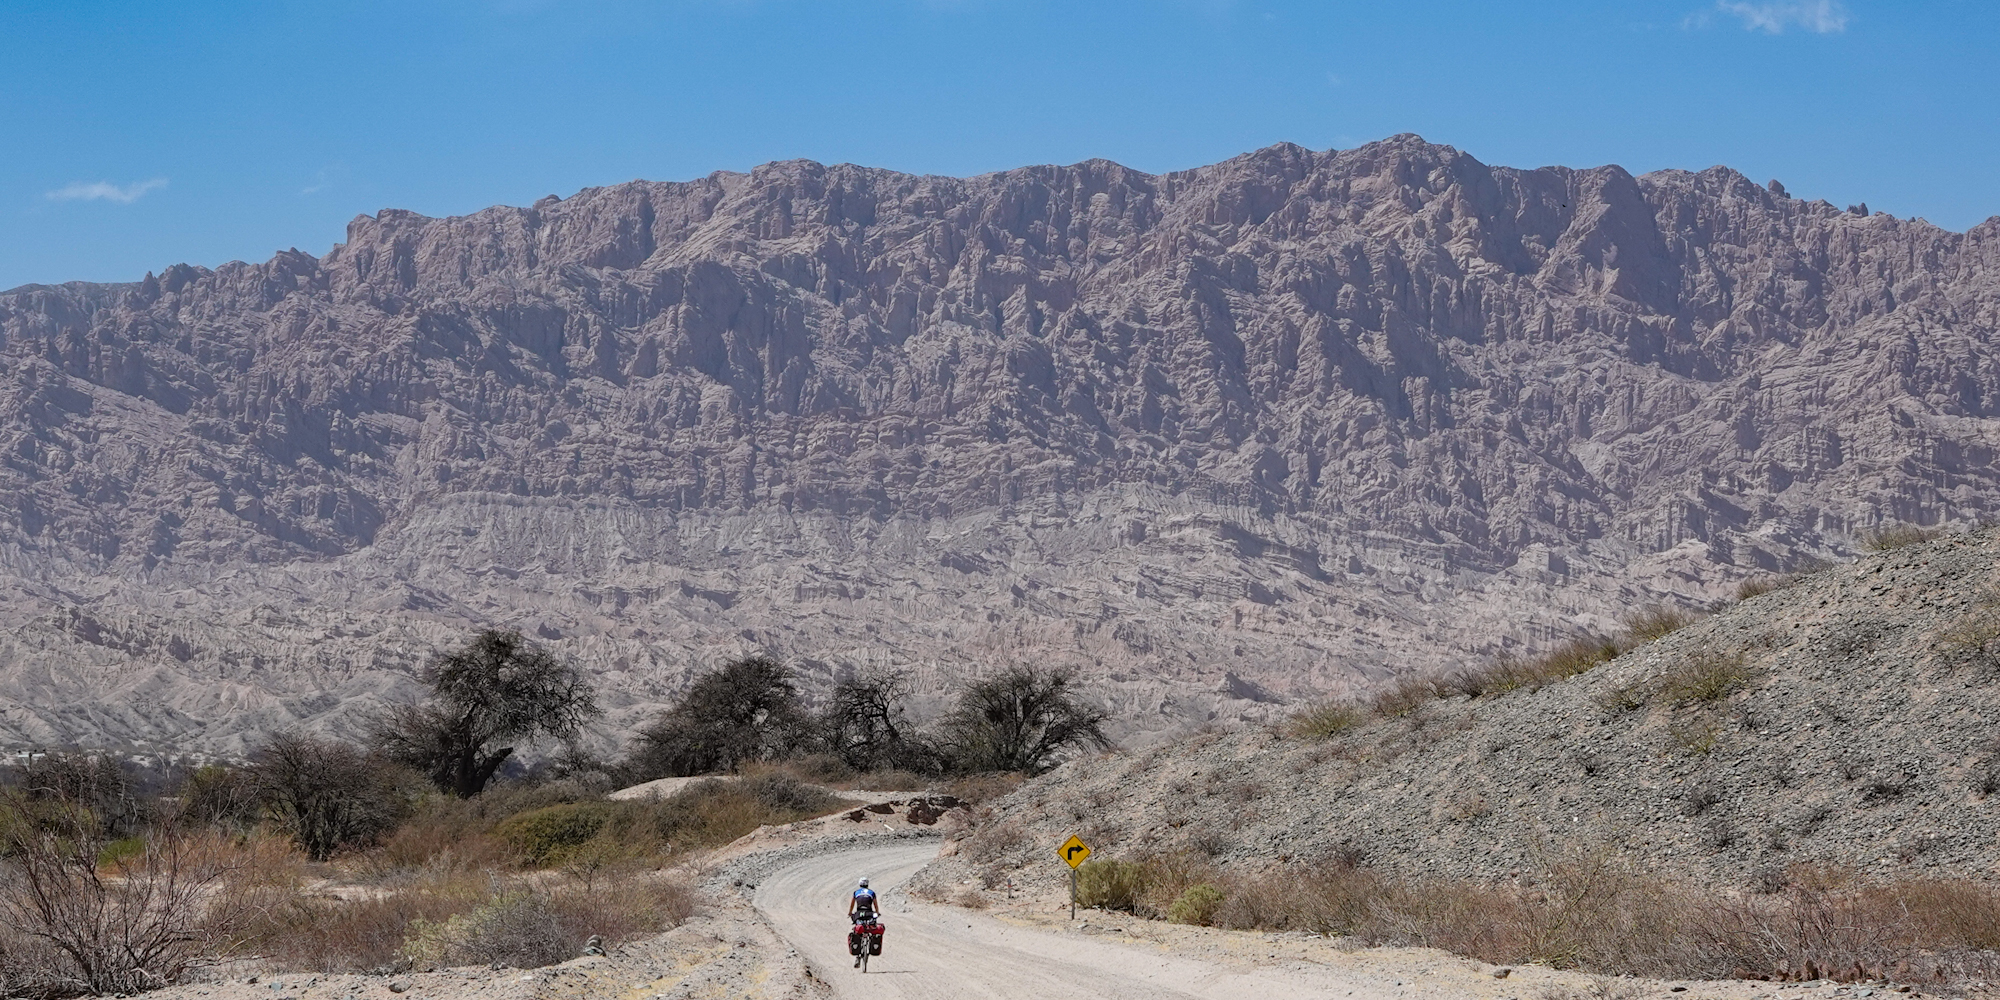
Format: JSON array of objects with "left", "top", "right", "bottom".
[
  {"left": 916, "top": 528, "right": 2000, "bottom": 893},
  {"left": 4, "top": 136, "right": 2000, "bottom": 753}
]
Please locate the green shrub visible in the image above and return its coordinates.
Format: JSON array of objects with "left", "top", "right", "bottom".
[
  {"left": 97, "top": 835, "right": 146, "bottom": 867},
  {"left": 1075, "top": 859, "right": 1153, "bottom": 911},
  {"left": 1168, "top": 884, "right": 1226, "bottom": 925},
  {"left": 494, "top": 802, "right": 617, "bottom": 867}
]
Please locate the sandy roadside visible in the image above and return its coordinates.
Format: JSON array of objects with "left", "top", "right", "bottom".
[{"left": 142, "top": 799, "right": 1985, "bottom": 1000}]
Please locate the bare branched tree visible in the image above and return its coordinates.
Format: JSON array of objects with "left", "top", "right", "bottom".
[
  {"left": 15, "top": 752, "right": 144, "bottom": 837},
  {"left": 817, "top": 671, "right": 945, "bottom": 774},
  {"left": 248, "top": 732, "right": 408, "bottom": 861},
  {"left": 374, "top": 630, "right": 601, "bottom": 797}
]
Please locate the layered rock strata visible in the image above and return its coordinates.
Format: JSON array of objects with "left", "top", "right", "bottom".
[{"left": 2, "top": 135, "right": 1998, "bottom": 753}]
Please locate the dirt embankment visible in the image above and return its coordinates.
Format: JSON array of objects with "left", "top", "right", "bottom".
[{"left": 917, "top": 529, "right": 2000, "bottom": 898}]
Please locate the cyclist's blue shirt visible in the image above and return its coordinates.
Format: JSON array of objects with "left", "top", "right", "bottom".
[{"left": 852, "top": 888, "right": 878, "bottom": 913}]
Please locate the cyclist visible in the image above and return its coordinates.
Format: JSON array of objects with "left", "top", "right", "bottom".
[{"left": 848, "top": 877, "right": 879, "bottom": 967}]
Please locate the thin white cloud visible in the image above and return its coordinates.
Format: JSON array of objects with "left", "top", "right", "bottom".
[
  {"left": 301, "top": 163, "right": 350, "bottom": 196},
  {"left": 45, "top": 178, "right": 169, "bottom": 204},
  {"left": 1716, "top": 0, "right": 1849, "bottom": 33}
]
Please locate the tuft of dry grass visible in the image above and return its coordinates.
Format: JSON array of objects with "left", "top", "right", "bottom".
[
  {"left": 1286, "top": 701, "right": 1367, "bottom": 739},
  {"left": 1932, "top": 593, "right": 2000, "bottom": 667},
  {"left": 1451, "top": 636, "right": 1621, "bottom": 698},
  {"left": 1538, "top": 978, "right": 1638, "bottom": 1000},
  {"left": 1655, "top": 650, "right": 1757, "bottom": 706},
  {"left": 1286, "top": 633, "right": 1621, "bottom": 741},
  {"left": 1863, "top": 523, "right": 1944, "bottom": 552},
  {"left": 1369, "top": 675, "right": 1444, "bottom": 718},
  {"left": 942, "top": 772, "right": 1025, "bottom": 805},
  {"left": 1621, "top": 606, "right": 1703, "bottom": 646}
]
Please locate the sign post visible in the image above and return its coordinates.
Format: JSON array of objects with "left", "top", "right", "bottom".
[{"left": 1057, "top": 835, "right": 1092, "bottom": 921}]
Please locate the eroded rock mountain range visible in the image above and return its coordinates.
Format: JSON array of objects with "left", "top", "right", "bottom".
[{"left": 3, "top": 135, "right": 1998, "bottom": 754}]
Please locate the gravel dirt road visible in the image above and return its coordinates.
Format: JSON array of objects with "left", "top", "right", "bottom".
[{"left": 755, "top": 841, "right": 1423, "bottom": 1000}]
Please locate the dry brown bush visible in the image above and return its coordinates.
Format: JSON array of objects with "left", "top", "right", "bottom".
[
  {"left": 0, "top": 796, "right": 280, "bottom": 996},
  {"left": 1451, "top": 636, "right": 1620, "bottom": 698},
  {"left": 1731, "top": 562, "right": 1829, "bottom": 601},
  {"left": 1369, "top": 675, "right": 1443, "bottom": 718},
  {"left": 245, "top": 866, "right": 693, "bottom": 974},
  {"left": 1621, "top": 606, "right": 1703, "bottom": 645},
  {"left": 942, "top": 772, "right": 1024, "bottom": 805},
  {"left": 1199, "top": 856, "right": 2000, "bottom": 984},
  {"left": 1863, "top": 523, "right": 1944, "bottom": 552},
  {"left": 1655, "top": 650, "right": 1757, "bottom": 706},
  {"left": 1285, "top": 701, "right": 1366, "bottom": 739},
  {"left": 959, "top": 819, "right": 1028, "bottom": 862}
]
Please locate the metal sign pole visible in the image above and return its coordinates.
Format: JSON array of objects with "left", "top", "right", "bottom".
[{"left": 1070, "top": 867, "right": 1077, "bottom": 921}]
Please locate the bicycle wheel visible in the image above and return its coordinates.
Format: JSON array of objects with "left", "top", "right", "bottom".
[{"left": 859, "top": 948, "right": 869, "bottom": 973}]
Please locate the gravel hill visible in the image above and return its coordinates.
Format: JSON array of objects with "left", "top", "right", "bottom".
[{"left": 918, "top": 528, "right": 2000, "bottom": 893}]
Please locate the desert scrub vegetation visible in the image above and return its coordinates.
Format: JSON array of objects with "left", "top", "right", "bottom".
[
  {"left": 1620, "top": 605, "right": 1704, "bottom": 645},
  {"left": 1284, "top": 631, "right": 1624, "bottom": 739},
  {"left": 1863, "top": 523, "right": 1945, "bottom": 552},
  {"left": 0, "top": 760, "right": 774, "bottom": 991},
  {"left": 1654, "top": 650, "right": 1758, "bottom": 706},
  {"left": 0, "top": 790, "right": 289, "bottom": 998},
  {"left": 1074, "top": 851, "right": 1222, "bottom": 920},
  {"left": 1071, "top": 850, "right": 2000, "bottom": 984},
  {"left": 1285, "top": 701, "right": 1367, "bottom": 738},
  {"left": 0, "top": 636, "right": 1077, "bottom": 993},
  {"left": 1451, "top": 636, "right": 1621, "bottom": 697},
  {"left": 0, "top": 764, "right": 837, "bottom": 988},
  {"left": 246, "top": 866, "right": 693, "bottom": 974},
  {"left": 1283, "top": 591, "right": 1791, "bottom": 742}
]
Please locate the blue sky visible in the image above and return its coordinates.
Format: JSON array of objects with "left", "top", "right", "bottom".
[{"left": 2, "top": 0, "right": 1994, "bottom": 289}]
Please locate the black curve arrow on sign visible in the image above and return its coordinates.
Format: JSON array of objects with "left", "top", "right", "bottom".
[{"left": 1066, "top": 845, "right": 1087, "bottom": 862}]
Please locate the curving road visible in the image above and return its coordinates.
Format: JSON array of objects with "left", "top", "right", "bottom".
[{"left": 753, "top": 841, "right": 1397, "bottom": 1000}]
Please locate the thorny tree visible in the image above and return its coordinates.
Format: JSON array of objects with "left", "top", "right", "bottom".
[
  {"left": 818, "top": 671, "right": 944, "bottom": 774},
  {"left": 375, "top": 630, "right": 600, "bottom": 797},
  {"left": 629, "top": 656, "right": 808, "bottom": 777},
  {"left": 938, "top": 666, "right": 1110, "bottom": 775}
]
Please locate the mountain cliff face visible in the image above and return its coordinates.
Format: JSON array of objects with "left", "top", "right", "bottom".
[{"left": 3, "top": 135, "right": 1999, "bottom": 754}]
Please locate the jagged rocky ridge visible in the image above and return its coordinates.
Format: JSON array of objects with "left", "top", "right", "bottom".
[{"left": 2, "top": 135, "right": 1999, "bottom": 754}]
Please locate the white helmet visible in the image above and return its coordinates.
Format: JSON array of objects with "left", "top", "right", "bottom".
[{"left": 858, "top": 877, "right": 870, "bottom": 887}]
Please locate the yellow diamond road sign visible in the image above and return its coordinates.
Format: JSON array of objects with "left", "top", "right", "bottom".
[{"left": 1058, "top": 835, "right": 1091, "bottom": 869}]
